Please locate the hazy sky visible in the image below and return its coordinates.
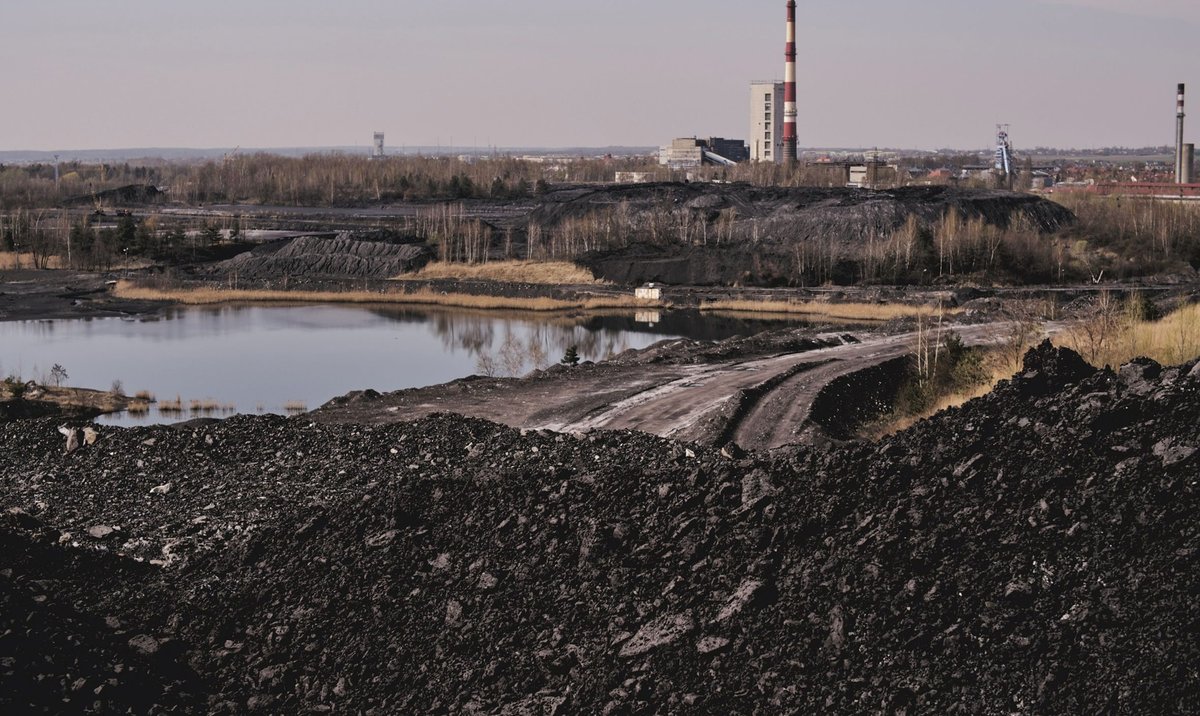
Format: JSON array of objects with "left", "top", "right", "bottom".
[{"left": 1, "top": 0, "right": 1197, "bottom": 152}]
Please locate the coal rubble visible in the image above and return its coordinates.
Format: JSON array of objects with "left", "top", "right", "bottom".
[{"left": 1, "top": 342, "right": 1197, "bottom": 714}]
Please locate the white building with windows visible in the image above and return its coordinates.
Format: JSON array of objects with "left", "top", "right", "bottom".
[{"left": 750, "top": 81, "right": 785, "bottom": 163}]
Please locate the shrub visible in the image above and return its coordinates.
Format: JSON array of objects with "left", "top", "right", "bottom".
[{"left": 4, "top": 375, "right": 27, "bottom": 399}]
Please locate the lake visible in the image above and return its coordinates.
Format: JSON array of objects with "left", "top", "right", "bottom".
[{"left": 0, "top": 304, "right": 812, "bottom": 426}]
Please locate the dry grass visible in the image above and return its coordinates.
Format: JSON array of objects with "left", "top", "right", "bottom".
[
  {"left": 125, "top": 401, "right": 152, "bottom": 415},
  {"left": 15, "top": 385, "right": 139, "bottom": 414},
  {"left": 867, "top": 361, "right": 1012, "bottom": 438},
  {"left": 186, "top": 398, "right": 236, "bottom": 414},
  {"left": 133, "top": 390, "right": 156, "bottom": 402},
  {"left": 0, "top": 252, "right": 65, "bottom": 270},
  {"left": 404, "top": 260, "right": 605, "bottom": 285},
  {"left": 1061, "top": 302, "right": 1200, "bottom": 369},
  {"left": 158, "top": 396, "right": 184, "bottom": 414},
  {"left": 113, "top": 280, "right": 662, "bottom": 312},
  {"left": 699, "top": 299, "right": 955, "bottom": 322},
  {"left": 283, "top": 401, "right": 308, "bottom": 413},
  {"left": 872, "top": 302, "right": 1200, "bottom": 438}
]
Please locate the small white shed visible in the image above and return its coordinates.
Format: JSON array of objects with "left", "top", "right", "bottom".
[{"left": 635, "top": 283, "right": 662, "bottom": 301}]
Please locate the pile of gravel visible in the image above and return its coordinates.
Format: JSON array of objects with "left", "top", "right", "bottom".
[
  {"left": 208, "top": 234, "right": 430, "bottom": 281},
  {"left": 1, "top": 343, "right": 1196, "bottom": 713}
]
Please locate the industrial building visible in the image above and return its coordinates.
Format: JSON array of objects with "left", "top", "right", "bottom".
[
  {"left": 748, "top": 2, "right": 799, "bottom": 164},
  {"left": 749, "top": 81, "right": 785, "bottom": 162},
  {"left": 658, "top": 138, "right": 748, "bottom": 169}
]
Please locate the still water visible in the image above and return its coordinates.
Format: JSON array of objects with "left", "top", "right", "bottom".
[{"left": 0, "top": 304, "right": 806, "bottom": 426}]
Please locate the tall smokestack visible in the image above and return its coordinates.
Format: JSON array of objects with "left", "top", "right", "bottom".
[
  {"left": 783, "top": 0, "right": 798, "bottom": 166},
  {"left": 1176, "top": 83, "right": 1186, "bottom": 183}
]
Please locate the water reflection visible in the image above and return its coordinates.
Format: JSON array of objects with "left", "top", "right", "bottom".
[{"left": 0, "top": 304, "right": 843, "bottom": 427}]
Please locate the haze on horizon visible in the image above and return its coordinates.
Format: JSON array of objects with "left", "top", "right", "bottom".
[{"left": 1, "top": 0, "right": 1196, "bottom": 154}]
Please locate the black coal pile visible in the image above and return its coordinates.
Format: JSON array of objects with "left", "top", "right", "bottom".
[
  {"left": 205, "top": 234, "right": 430, "bottom": 281},
  {"left": 1, "top": 343, "right": 1196, "bottom": 714}
]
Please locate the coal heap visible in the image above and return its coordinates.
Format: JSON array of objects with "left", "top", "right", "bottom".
[
  {"left": 1, "top": 343, "right": 1197, "bottom": 714},
  {"left": 207, "top": 235, "right": 431, "bottom": 281}
]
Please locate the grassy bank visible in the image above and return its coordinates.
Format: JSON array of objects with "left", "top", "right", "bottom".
[
  {"left": 1, "top": 382, "right": 148, "bottom": 416},
  {"left": 403, "top": 260, "right": 604, "bottom": 285},
  {"left": 113, "top": 280, "right": 661, "bottom": 313},
  {"left": 871, "top": 299, "right": 1200, "bottom": 438},
  {"left": 1060, "top": 300, "right": 1200, "bottom": 368},
  {"left": 699, "top": 299, "right": 953, "bottom": 322}
]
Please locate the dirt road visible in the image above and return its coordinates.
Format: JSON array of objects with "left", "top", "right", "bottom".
[
  {"left": 315, "top": 322, "right": 1025, "bottom": 449},
  {"left": 539, "top": 323, "right": 1011, "bottom": 448}
]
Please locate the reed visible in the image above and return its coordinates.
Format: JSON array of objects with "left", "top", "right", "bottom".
[
  {"left": 283, "top": 401, "right": 308, "bottom": 413},
  {"left": 125, "top": 401, "right": 152, "bottom": 415},
  {"left": 406, "top": 260, "right": 604, "bottom": 285},
  {"left": 113, "top": 280, "right": 661, "bottom": 312}
]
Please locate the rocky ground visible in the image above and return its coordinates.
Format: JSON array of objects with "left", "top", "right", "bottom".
[
  {"left": 0, "top": 271, "right": 165, "bottom": 322},
  {"left": 1, "top": 342, "right": 1196, "bottom": 714}
]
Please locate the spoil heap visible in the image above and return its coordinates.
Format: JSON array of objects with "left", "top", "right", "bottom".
[
  {"left": 206, "top": 234, "right": 430, "bottom": 281},
  {"left": 563, "top": 184, "right": 1076, "bottom": 286},
  {"left": 1, "top": 344, "right": 1196, "bottom": 713}
]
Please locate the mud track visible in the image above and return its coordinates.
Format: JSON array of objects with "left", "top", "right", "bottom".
[{"left": 316, "top": 322, "right": 1024, "bottom": 449}]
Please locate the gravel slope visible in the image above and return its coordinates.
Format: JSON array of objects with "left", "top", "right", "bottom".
[{"left": 1, "top": 343, "right": 1196, "bottom": 714}]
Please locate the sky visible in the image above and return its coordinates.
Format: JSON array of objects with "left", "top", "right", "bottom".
[{"left": 0, "top": 0, "right": 1197, "bottom": 152}]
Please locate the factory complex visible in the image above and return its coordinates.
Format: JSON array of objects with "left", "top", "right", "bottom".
[{"left": 649, "top": 2, "right": 1195, "bottom": 197}]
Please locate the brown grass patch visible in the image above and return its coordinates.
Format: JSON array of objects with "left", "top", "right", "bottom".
[
  {"left": 125, "top": 401, "right": 152, "bottom": 415},
  {"left": 1060, "top": 301, "right": 1200, "bottom": 368},
  {"left": 404, "top": 260, "right": 605, "bottom": 285},
  {"left": 0, "top": 252, "right": 66, "bottom": 270},
  {"left": 113, "top": 280, "right": 661, "bottom": 312},
  {"left": 871, "top": 302, "right": 1200, "bottom": 439},
  {"left": 699, "top": 299, "right": 955, "bottom": 322}
]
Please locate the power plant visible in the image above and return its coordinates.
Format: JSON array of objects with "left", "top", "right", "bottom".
[{"left": 747, "top": 2, "right": 799, "bottom": 165}]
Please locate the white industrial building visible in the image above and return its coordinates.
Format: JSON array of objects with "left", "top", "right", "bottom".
[
  {"left": 750, "top": 81, "right": 785, "bottom": 163},
  {"left": 658, "top": 138, "right": 746, "bottom": 169}
]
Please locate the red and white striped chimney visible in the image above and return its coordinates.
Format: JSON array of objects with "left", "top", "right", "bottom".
[
  {"left": 783, "top": 0, "right": 798, "bottom": 166},
  {"left": 1176, "top": 83, "right": 1187, "bottom": 183}
]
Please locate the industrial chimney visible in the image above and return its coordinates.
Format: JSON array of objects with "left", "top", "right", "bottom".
[
  {"left": 1176, "top": 84, "right": 1186, "bottom": 183},
  {"left": 783, "top": 0, "right": 798, "bottom": 167}
]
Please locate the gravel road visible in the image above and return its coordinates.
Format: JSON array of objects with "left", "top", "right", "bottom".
[{"left": 317, "top": 322, "right": 1034, "bottom": 449}]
